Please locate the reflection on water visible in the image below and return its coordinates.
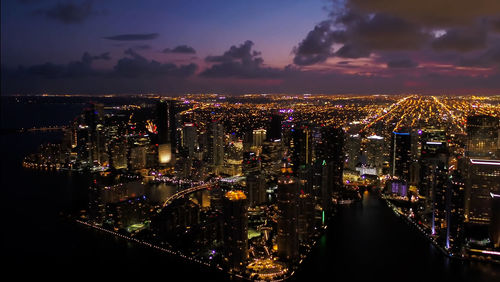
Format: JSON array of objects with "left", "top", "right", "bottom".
[
  {"left": 293, "top": 191, "right": 500, "bottom": 282},
  {"left": 148, "top": 183, "right": 177, "bottom": 203}
]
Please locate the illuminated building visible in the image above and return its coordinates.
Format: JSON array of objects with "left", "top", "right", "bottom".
[
  {"left": 447, "top": 170, "right": 465, "bottom": 251},
  {"left": 158, "top": 143, "right": 172, "bottom": 165},
  {"left": 224, "top": 139, "right": 243, "bottom": 176},
  {"left": 109, "top": 137, "right": 128, "bottom": 169},
  {"left": 465, "top": 159, "right": 500, "bottom": 224},
  {"left": 289, "top": 123, "right": 312, "bottom": 172},
  {"left": 364, "top": 135, "right": 385, "bottom": 175},
  {"left": 391, "top": 131, "right": 412, "bottom": 181},
  {"left": 491, "top": 192, "right": 500, "bottom": 248},
  {"left": 346, "top": 133, "right": 361, "bottom": 170},
  {"left": 277, "top": 160, "right": 299, "bottom": 261},
  {"left": 387, "top": 180, "right": 408, "bottom": 197},
  {"left": 223, "top": 190, "right": 249, "bottom": 271},
  {"left": 207, "top": 121, "right": 224, "bottom": 169},
  {"left": 466, "top": 115, "right": 499, "bottom": 159},
  {"left": 182, "top": 123, "right": 197, "bottom": 158},
  {"left": 129, "top": 146, "right": 147, "bottom": 170},
  {"left": 298, "top": 192, "right": 314, "bottom": 242},
  {"left": 252, "top": 128, "right": 266, "bottom": 147},
  {"left": 418, "top": 130, "right": 449, "bottom": 235},
  {"left": 157, "top": 99, "right": 177, "bottom": 165}
]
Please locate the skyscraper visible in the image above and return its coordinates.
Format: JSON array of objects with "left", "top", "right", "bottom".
[
  {"left": 466, "top": 115, "right": 499, "bottom": 159},
  {"left": 207, "top": 121, "right": 224, "bottom": 168},
  {"left": 246, "top": 173, "right": 266, "bottom": 206},
  {"left": 315, "top": 126, "right": 344, "bottom": 210},
  {"left": 289, "top": 123, "right": 313, "bottom": 173},
  {"left": 465, "top": 159, "right": 500, "bottom": 224},
  {"left": 268, "top": 113, "right": 283, "bottom": 141},
  {"left": 157, "top": 100, "right": 177, "bottom": 165},
  {"left": 391, "top": 131, "right": 412, "bottom": 181},
  {"left": 364, "top": 135, "right": 385, "bottom": 175},
  {"left": 252, "top": 128, "right": 267, "bottom": 147},
  {"left": 277, "top": 160, "right": 299, "bottom": 261},
  {"left": 491, "top": 192, "right": 500, "bottom": 248},
  {"left": 418, "top": 128, "right": 449, "bottom": 235},
  {"left": 182, "top": 123, "right": 198, "bottom": 158},
  {"left": 223, "top": 190, "right": 248, "bottom": 271}
]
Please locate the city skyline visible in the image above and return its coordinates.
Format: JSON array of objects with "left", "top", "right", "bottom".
[
  {"left": 4, "top": 94, "right": 499, "bottom": 280},
  {"left": 2, "top": 1, "right": 500, "bottom": 281},
  {"left": 3, "top": 0, "right": 500, "bottom": 95}
]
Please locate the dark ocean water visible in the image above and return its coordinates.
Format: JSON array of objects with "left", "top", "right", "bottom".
[{"left": 1, "top": 100, "right": 499, "bottom": 281}]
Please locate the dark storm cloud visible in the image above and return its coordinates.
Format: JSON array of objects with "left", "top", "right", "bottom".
[
  {"left": 37, "top": 0, "right": 96, "bottom": 24},
  {"left": 201, "top": 41, "right": 281, "bottom": 78},
  {"left": 347, "top": 0, "right": 500, "bottom": 27},
  {"left": 293, "top": 11, "right": 431, "bottom": 65},
  {"left": 344, "top": 13, "right": 430, "bottom": 51},
  {"left": 293, "top": 0, "right": 500, "bottom": 68},
  {"left": 163, "top": 45, "right": 196, "bottom": 54},
  {"left": 432, "top": 28, "right": 487, "bottom": 52},
  {"left": 103, "top": 33, "right": 159, "bottom": 41},
  {"left": 18, "top": 51, "right": 110, "bottom": 79},
  {"left": 459, "top": 45, "right": 500, "bottom": 67},
  {"left": 1, "top": 49, "right": 198, "bottom": 94},
  {"left": 386, "top": 58, "right": 419, "bottom": 68},
  {"left": 293, "top": 21, "right": 337, "bottom": 65},
  {"left": 113, "top": 49, "right": 197, "bottom": 78},
  {"left": 335, "top": 44, "right": 370, "bottom": 59}
]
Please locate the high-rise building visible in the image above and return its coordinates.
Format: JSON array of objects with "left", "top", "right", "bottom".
[
  {"left": 109, "top": 137, "right": 128, "bottom": 169},
  {"left": 446, "top": 170, "right": 465, "bottom": 251},
  {"left": 418, "top": 129, "right": 449, "bottom": 235},
  {"left": 157, "top": 100, "right": 177, "bottom": 165},
  {"left": 289, "top": 123, "right": 312, "bottom": 173},
  {"left": 182, "top": 123, "right": 197, "bottom": 158},
  {"left": 129, "top": 146, "right": 147, "bottom": 170},
  {"left": 391, "top": 131, "right": 412, "bottom": 181},
  {"left": 491, "top": 192, "right": 500, "bottom": 248},
  {"left": 268, "top": 114, "right": 283, "bottom": 141},
  {"left": 298, "top": 192, "right": 314, "bottom": 242},
  {"left": 207, "top": 121, "right": 224, "bottom": 168},
  {"left": 315, "top": 126, "right": 344, "bottom": 210},
  {"left": 252, "top": 128, "right": 266, "bottom": 147},
  {"left": 466, "top": 115, "right": 499, "bottom": 159},
  {"left": 346, "top": 134, "right": 361, "bottom": 170},
  {"left": 277, "top": 160, "right": 299, "bottom": 261},
  {"left": 223, "top": 190, "right": 248, "bottom": 271},
  {"left": 364, "top": 135, "right": 385, "bottom": 175},
  {"left": 465, "top": 159, "right": 500, "bottom": 224},
  {"left": 246, "top": 173, "right": 266, "bottom": 206}
]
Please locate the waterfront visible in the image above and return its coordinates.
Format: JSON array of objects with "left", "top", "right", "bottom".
[
  {"left": 3, "top": 132, "right": 499, "bottom": 280},
  {"left": 2, "top": 101, "right": 499, "bottom": 281},
  {"left": 294, "top": 191, "right": 500, "bottom": 281}
]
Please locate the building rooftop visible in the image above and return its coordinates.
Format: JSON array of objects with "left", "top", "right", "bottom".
[{"left": 225, "top": 190, "right": 247, "bottom": 201}]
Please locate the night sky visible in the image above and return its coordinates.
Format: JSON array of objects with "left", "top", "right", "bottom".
[{"left": 2, "top": 0, "right": 500, "bottom": 95}]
